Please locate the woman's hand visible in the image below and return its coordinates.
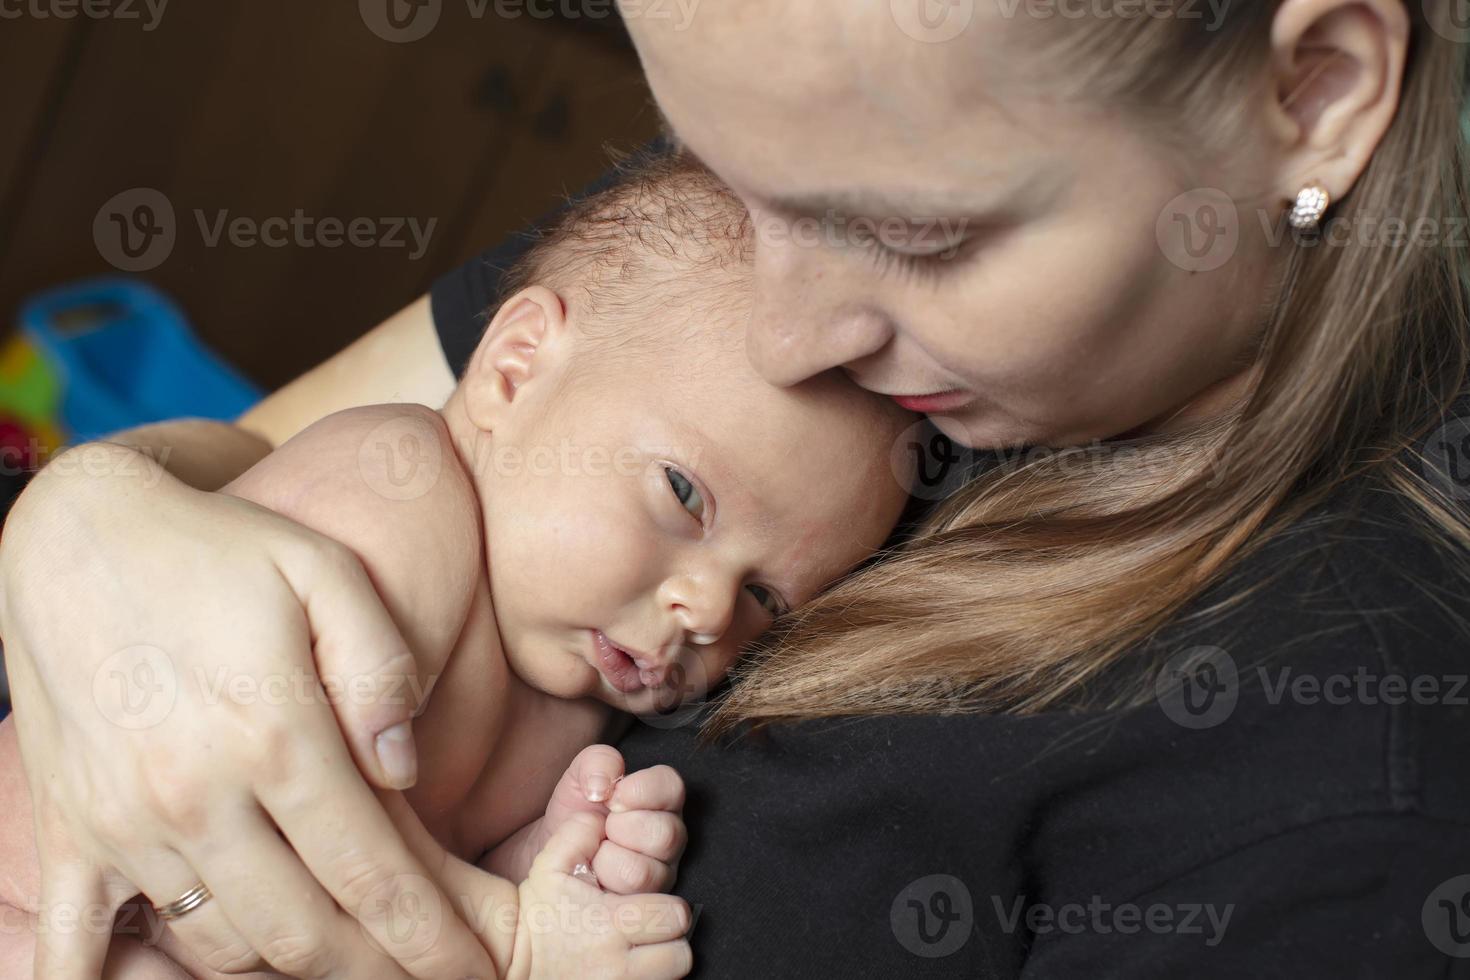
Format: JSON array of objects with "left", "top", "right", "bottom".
[{"left": 0, "top": 443, "right": 497, "bottom": 977}]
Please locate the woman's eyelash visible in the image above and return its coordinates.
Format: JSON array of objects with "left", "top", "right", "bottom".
[{"left": 865, "top": 240, "right": 963, "bottom": 284}]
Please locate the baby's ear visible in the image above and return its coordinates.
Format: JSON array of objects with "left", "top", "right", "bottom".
[{"left": 462, "top": 285, "right": 568, "bottom": 430}]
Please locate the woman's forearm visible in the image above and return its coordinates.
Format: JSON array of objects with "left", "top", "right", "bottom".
[
  {"left": 102, "top": 418, "right": 272, "bottom": 491},
  {"left": 31, "top": 293, "right": 453, "bottom": 498}
]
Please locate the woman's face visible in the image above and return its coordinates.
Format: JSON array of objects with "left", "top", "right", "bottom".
[{"left": 621, "top": 2, "right": 1286, "bottom": 449}]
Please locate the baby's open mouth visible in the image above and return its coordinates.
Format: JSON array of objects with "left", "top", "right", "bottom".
[{"left": 591, "top": 629, "right": 646, "bottom": 694}]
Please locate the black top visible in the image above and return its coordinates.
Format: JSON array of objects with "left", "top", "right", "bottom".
[{"left": 431, "top": 200, "right": 1470, "bottom": 979}]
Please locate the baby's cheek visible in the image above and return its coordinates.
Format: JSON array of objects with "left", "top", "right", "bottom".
[{"left": 693, "top": 641, "right": 746, "bottom": 691}]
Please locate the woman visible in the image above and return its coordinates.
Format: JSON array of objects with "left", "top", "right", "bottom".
[{"left": 3, "top": 0, "right": 1467, "bottom": 975}]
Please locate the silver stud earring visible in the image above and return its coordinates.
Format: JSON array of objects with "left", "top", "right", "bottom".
[{"left": 1288, "top": 180, "right": 1331, "bottom": 230}]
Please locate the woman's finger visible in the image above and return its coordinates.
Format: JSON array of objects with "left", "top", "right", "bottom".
[
  {"left": 32, "top": 851, "right": 114, "bottom": 980},
  {"left": 253, "top": 728, "right": 495, "bottom": 979},
  {"left": 177, "top": 811, "right": 415, "bottom": 980},
  {"left": 273, "top": 536, "right": 424, "bottom": 791},
  {"left": 606, "top": 765, "right": 685, "bottom": 814},
  {"left": 591, "top": 841, "right": 675, "bottom": 895},
  {"left": 121, "top": 847, "right": 259, "bottom": 974},
  {"left": 605, "top": 809, "right": 687, "bottom": 864}
]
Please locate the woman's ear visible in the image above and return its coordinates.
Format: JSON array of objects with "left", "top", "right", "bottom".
[
  {"left": 1264, "top": 0, "right": 1410, "bottom": 205},
  {"left": 462, "top": 285, "right": 568, "bottom": 431}
]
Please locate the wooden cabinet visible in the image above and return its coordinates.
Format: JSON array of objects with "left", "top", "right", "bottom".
[{"left": 0, "top": 2, "right": 659, "bottom": 389}]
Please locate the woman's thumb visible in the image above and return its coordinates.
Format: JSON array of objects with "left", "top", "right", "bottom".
[{"left": 276, "top": 540, "right": 423, "bottom": 790}]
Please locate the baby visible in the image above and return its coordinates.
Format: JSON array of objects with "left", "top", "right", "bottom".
[{"left": 0, "top": 154, "right": 914, "bottom": 977}]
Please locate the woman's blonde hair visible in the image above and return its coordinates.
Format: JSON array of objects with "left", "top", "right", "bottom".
[{"left": 705, "top": 1, "right": 1470, "bottom": 736}]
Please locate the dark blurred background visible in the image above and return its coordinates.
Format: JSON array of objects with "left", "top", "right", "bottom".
[
  {"left": 0, "top": 0, "right": 659, "bottom": 387},
  {"left": 0, "top": 0, "right": 660, "bottom": 520}
]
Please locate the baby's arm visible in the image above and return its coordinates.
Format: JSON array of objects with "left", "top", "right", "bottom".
[
  {"left": 222, "top": 403, "right": 483, "bottom": 691},
  {"left": 224, "top": 406, "right": 691, "bottom": 974},
  {"left": 382, "top": 779, "right": 691, "bottom": 979}
]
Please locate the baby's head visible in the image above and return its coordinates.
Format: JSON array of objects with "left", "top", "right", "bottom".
[{"left": 443, "top": 153, "right": 915, "bottom": 716}]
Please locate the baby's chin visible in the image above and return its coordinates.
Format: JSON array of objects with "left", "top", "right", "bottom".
[{"left": 577, "top": 667, "right": 715, "bottom": 723}]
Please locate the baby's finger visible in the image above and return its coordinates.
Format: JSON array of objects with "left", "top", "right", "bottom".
[
  {"left": 591, "top": 841, "right": 675, "bottom": 895},
  {"left": 607, "top": 765, "right": 685, "bottom": 814},
  {"left": 610, "top": 893, "right": 691, "bottom": 945},
  {"left": 626, "top": 940, "right": 694, "bottom": 979},
  {"left": 606, "top": 809, "right": 687, "bottom": 864},
  {"left": 530, "top": 812, "right": 607, "bottom": 878},
  {"left": 564, "top": 744, "right": 626, "bottom": 805}
]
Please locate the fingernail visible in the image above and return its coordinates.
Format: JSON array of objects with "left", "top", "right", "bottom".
[
  {"left": 376, "top": 722, "right": 418, "bottom": 789},
  {"left": 585, "top": 774, "right": 612, "bottom": 803}
]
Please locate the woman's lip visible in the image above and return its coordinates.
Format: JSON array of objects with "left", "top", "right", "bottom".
[
  {"left": 891, "top": 390, "right": 975, "bottom": 413},
  {"left": 591, "top": 630, "right": 644, "bottom": 694}
]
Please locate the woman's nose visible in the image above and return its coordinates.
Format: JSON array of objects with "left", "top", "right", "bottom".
[{"left": 745, "top": 233, "right": 894, "bottom": 387}]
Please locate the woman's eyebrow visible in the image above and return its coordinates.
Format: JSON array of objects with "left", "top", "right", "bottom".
[{"left": 769, "top": 170, "right": 1062, "bottom": 221}]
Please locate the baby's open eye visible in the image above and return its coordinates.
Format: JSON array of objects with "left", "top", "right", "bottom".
[
  {"left": 746, "top": 584, "right": 785, "bottom": 618},
  {"left": 664, "top": 466, "right": 705, "bottom": 522}
]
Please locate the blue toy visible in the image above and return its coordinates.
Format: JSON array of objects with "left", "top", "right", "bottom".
[{"left": 17, "top": 278, "right": 262, "bottom": 442}]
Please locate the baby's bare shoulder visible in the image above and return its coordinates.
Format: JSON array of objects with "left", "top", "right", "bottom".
[{"left": 225, "top": 404, "right": 483, "bottom": 669}]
